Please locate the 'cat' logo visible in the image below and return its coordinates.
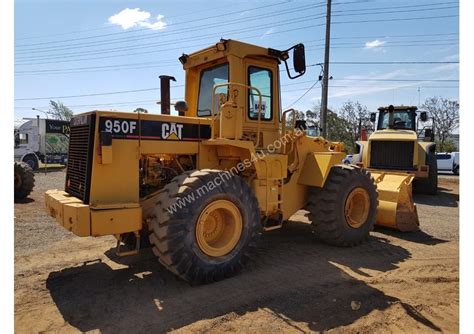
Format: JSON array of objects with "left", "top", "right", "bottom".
[{"left": 162, "top": 123, "right": 184, "bottom": 140}]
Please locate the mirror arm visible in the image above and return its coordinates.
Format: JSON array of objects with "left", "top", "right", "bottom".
[
  {"left": 268, "top": 46, "right": 305, "bottom": 80},
  {"left": 284, "top": 60, "right": 305, "bottom": 80}
]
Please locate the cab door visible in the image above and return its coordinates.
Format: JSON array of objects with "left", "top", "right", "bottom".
[{"left": 242, "top": 58, "right": 281, "bottom": 148}]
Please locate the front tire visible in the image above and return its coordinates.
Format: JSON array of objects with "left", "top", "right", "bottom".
[
  {"left": 149, "top": 169, "right": 261, "bottom": 284},
  {"left": 22, "top": 154, "right": 38, "bottom": 170},
  {"left": 414, "top": 152, "right": 438, "bottom": 195},
  {"left": 14, "top": 162, "right": 35, "bottom": 200},
  {"left": 307, "top": 165, "right": 377, "bottom": 247}
]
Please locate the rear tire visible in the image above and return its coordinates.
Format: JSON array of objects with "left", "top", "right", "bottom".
[
  {"left": 307, "top": 165, "right": 377, "bottom": 247},
  {"left": 149, "top": 169, "right": 261, "bottom": 284},
  {"left": 414, "top": 152, "right": 438, "bottom": 195},
  {"left": 14, "top": 162, "right": 35, "bottom": 201}
]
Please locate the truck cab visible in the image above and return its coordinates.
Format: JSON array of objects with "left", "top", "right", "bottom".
[{"left": 14, "top": 118, "right": 70, "bottom": 169}]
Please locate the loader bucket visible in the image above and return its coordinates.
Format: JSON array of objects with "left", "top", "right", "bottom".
[{"left": 371, "top": 172, "right": 420, "bottom": 232}]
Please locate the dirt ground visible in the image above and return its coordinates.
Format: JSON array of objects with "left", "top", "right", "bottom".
[{"left": 14, "top": 170, "right": 459, "bottom": 333}]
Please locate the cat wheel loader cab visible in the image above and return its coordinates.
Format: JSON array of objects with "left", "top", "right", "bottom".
[
  {"left": 45, "top": 39, "right": 379, "bottom": 284},
  {"left": 355, "top": 105, "right": 437, "bottom": 232}
]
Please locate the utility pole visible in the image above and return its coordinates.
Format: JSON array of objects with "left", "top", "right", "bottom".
[
  {"left": 320, "top": 0, "right": 332, "bottom": 138},
  {"left": 418, "top": 87, "right": 421, "bottom": 107}
]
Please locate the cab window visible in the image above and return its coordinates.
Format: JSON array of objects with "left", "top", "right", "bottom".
[
  {"left": 19, "top": 133, "right": 28, "bottom": 144},
  {"left": 248, "top": 66, "right": 272, "bottom": 121},
  {"left": 197, "top": 63, "right": 229, "bottom": 117},
  {"left": 379, "top": 111, "right": 414, "bottom": 130}
]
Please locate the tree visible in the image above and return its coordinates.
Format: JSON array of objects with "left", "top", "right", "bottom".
[
  {"left": 48, "top": 100, "right": 73, "bottom": 121},
  {"left": 307, "top": 102, "right": 356, "bottom": 152},
  {"left": 338, "top": 100, "right": 372, "bottom": 143},
  {"left": 437, "top": 139, "right": 457, "bottom": 153},
  {"left": 421, "top": 97, "right": 459, "bottom": 152}
]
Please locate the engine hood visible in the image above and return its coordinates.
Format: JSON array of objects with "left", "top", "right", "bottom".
[{"left": 369, "top": 129, "right": 417, "bottom": 142}]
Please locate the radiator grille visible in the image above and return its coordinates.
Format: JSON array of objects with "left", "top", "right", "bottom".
[
  {"left": 369, "top": 140, "right": 414, "bottom": 170},
  {"left": 65, "top": 115, "right": 95, "bottom": 203}
]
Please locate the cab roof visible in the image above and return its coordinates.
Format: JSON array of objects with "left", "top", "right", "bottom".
[
  {"left": 181, "top": 39, "right": 283, "bottom": 69},
  {"left": 378, "top": 105, "right": 418, "bottom": 112}
]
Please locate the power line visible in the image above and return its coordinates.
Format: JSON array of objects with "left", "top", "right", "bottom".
[
  {"left": 306, "top": 42, "right": 459, "bottom": 51},
  {"left": 15, "top": 86, "right": 180, "bottom": 101},
  {"left": 15, "top": 1, "right": 296, "bottom": 48},
  {"left": 331, "top": 1, "right": 458, "bottom": 14},
  {"left": 16, "top": 13, "right": 328, "bottom": 61},
  {"left": 16, "top": 3, "right": 323, "bottom": 55},
  {"left": 15, "top": 0, "right": 374, "bottom": 47},
  {"left": 16, "top": 84, "right": 458, "bottom": 111},
  {"left": 333, "top": 14, "right": 458, "bottom": 25},
  {"left": 14, "top": 74, "right": 459, "bottom": 102},
  {"left": 15, "top": 47, "right": 459, "bottom": 75},
  {"left": 332, "top": 4, "right": 458, "bottom": 17},
  {"left": 333, "top": 78, "right": 458, "bottom": 82},
  {"left": 330, "top": 61, "right": 459, "bottom": 65},
  {"left": 14, "top": 2, "right": 256, "bottom": 41},
  {"left": 14, "top": 31, "right": 459, "bottom": 74},
  {"left": 16, "top": 3, "right": 458, "bottom": 57},
  {"left": 330, "top": 32, "right": 459, "bottom": 40},
  {"left": 15, "top": 17, "right": 327, "bottom": 65},
  {"left": 15, "top": 14, "right": 458, "bottom": 66}
]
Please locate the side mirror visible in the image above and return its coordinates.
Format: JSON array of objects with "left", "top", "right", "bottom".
[
  {"left": 420, "top": 111, "right": 428, "bottom": 122},
  {"left": 370, "top": 113, "right": 376, "bottom": 123},
  {"left": 269, "top": 44, "right": 306, "bottom": 80},
  {"left": 293, "top": 44, "right": 306, "bottom": 75}
]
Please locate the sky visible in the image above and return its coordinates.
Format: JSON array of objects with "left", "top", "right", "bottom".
[{"left": 14, "top": 0, "right": 459, "bottom": 119}]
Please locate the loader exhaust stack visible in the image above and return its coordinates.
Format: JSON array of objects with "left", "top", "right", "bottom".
[{"left": 159, "top": 75, "right": 176, "bottom": 115}]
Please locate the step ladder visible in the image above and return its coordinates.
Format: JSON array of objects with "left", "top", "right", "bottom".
[{"left": 263, "top": 177, "right": 284, "bottom": 231}]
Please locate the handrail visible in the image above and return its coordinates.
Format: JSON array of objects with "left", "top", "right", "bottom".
[
  {"left": 211, "top": 82, "right": 263, "bottom": 148},
  {"left": 281, "top": 108, "right": 297, "bottom": 154}
]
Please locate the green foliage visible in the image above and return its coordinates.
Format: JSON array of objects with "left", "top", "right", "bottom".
[
  {"left": 48, "top": 100, "right": 74, "bottom": 121},
  {"left": 436, "top": 139, "right": 457, "bottom": 153},
  {"left": 421, "top": 97, "right": 459, "bottom": 150},
  {"left": 304, "top": 100, "right": 372, "bottom": 154}
]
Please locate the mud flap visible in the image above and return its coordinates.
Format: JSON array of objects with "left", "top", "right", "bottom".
[{"left": 371, "top": 172, "right": 420, "bottom": 232}]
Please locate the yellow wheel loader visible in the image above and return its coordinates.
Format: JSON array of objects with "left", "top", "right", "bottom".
[
  {"left": 354, "top": 105, "right": 437, "bottom": 232},
  {"left": 45, "top": 39, "right": 379, "bottom": 284}
]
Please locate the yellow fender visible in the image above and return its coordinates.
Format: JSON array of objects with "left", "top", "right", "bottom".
[{"left": 371, "top": 172, "right": 420, "bottom": 232}]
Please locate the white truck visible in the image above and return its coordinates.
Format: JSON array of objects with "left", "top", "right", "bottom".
[
  {"left": 436, "top": 152, "right": 459, "bottom": 175},
  {"left": 14, "top": 117, "right": 70, "bottom": 170}
]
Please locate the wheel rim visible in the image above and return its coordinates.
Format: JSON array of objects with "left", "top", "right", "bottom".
[
  {"left": 25, "top": 160, "right": 35, "bottom": 169},
  {"left": 344, "top": 187, "right": 370, "bottom": 228},
  {"left": 196, "top": 200, "right": 243, "bottom": 257}
]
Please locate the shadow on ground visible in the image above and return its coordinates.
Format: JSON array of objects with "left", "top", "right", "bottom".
[
  {"left": 414, "top": 188, "right": 459, "bottom": 208},
  {"left": 34, "top": 166, "right": 66, "bottom": 174},
  {"left": 14, "top": 197, "right": 35, "bottom": 204},
  {"left": 374, "top": 227, "right": 448, "bottom": 246},
  {"left": 46, "top": 221, "right": 440, "bottom": 333}
]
